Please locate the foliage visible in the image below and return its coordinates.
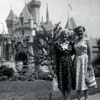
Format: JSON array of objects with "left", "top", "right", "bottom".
[
  {"left": 0, "top": 65, "right": 14, "bottom": 79},
  {"left": 34, "top": 69, "right": 54, "bottom": 81},
  {"left": 11, "top": 70, "right": 35, "bottom": 81},
  {"left": 94, "top": 65, "right": 100, "bottom": 77},
  {"left": 11, "top": 74, "right": 27, "bottom": 81},
  {"left": 0, "top": 75, "right": 8, "bottom": 81},
  {"left": 31, "top": 22, "right": 62, "bottom": 70}
]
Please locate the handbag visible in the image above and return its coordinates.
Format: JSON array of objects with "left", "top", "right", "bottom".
[
  {"left": 52, "top": 75, "right": 59, "bottom": 91},
  {"left": 86, "top": 67, "right": 97, "bottom": 88}
]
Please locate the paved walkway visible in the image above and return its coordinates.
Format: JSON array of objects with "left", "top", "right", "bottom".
[{"left": 73, "top": 93, "right": 100, "bottom": 100}]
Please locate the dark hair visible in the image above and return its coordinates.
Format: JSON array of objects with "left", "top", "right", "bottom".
[{"left": 75, "top": 26, "right": 85, "bottom": 33}]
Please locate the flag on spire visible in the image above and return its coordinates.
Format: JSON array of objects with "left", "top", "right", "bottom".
[
  {"left": 46, "top": 3, "right": 49, "bottom": 23},
  {"left": 68, "top": 3, "right": 72, "bottom": 10}
]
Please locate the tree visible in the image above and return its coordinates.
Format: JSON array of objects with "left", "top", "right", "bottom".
[{"left": 31, "top": 22, "right": 62, "bottom": 72}]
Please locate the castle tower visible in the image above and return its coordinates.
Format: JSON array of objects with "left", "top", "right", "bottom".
[
  {"left": 40, "top": 4, "right": 54, "bottom": 32},
  {"left": 6, "top": 9, "right": 16, "bottom": 35},
  {"left": 65, "top": 17, "right": 77, "bottom": 30},
  {"left": 65, "top": 2, "right": 77, "bottom": 30},
  {"left": 29, "top": 15, "right": 35, "bottom": 36},
  {"left": 30, "top": 0, "right": 41, "bottom": 25},
  {"left": 46, "top": 4, "right": 49, "bottom": 23}
]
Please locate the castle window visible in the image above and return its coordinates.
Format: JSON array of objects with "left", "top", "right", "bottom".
[
  {"left": 20, "top": 18, "right": 24, "bottom": 25},
  {"left": 22, "top": 30, "right": 24, "bottom": 35}
]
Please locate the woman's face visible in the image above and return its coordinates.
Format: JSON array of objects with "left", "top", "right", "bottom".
[
  {"left": 77, "top": 28, "right": 84, "bottom": 38},
  {"left": 61, "top": 32, "right": 69, "bottom": 41}
]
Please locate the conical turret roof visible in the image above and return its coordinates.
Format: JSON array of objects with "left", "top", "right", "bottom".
[
  {"left": 65, "top": 17, "right": 77, "bottom": 30},
  {"left": 19, "top": 5, "right": 32, "bottom": 21},
  {"left": 6, "top": 10, "right": 17, "bottom": 21}
]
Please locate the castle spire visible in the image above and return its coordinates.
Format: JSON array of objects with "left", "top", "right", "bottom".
[
  {"left": 30, "top": 0, "right": 41, "bottom": 25},
  {"left": 65, "top": 17, "right": 77, "bottom": 30},
  {"left": 6, "top": 9, "right": 16, "bottom": 21},
  {"left": 46, "top": 3, "right": 49, "bottom": 23}
]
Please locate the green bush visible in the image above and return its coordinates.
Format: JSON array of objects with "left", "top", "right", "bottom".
[
  {"left": 18, "top": 75, "right": 27, "bottom": 81},
  {"left": 93, "top": 65, "right": 100, "bottom": 77},
  {"left": 0, "top": 65, "right": 14, "bottom": 79},
  {"left": 0, "top": 75, "right": 8, "bottom": 81},
  {"left": 34, "top": 70, "right": 53, "bottom": 81},
  {"left": 10, "top": 76, "right": 19, "bottom": 81}
]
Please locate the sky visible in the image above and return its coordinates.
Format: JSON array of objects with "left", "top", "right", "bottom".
[{"left": 0, "top": 0, "right": 100, "bottom": 37}]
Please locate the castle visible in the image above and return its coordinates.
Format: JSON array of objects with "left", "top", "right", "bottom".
[{"left": 0, "top": 0, "right": 54, "bottom": 72}]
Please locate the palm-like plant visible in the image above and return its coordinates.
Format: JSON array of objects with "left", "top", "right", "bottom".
[{"left": 32, "top": 22, "right": 62, "bottom": 71}]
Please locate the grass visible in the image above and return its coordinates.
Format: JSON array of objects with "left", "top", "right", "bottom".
[
  {"left": 0, "top": 78, "right": 100, "bottom": 100},
  {"left": 0, "top": 80, "right": 52, "bottom": 100}
]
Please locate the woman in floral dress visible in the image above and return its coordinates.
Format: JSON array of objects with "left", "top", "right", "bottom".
[
  {"left": 54, "top": 29, "right": 75, "bottom": 100},
  {"left": 74, "top": 26, "right": 93, "bottom": 100}
]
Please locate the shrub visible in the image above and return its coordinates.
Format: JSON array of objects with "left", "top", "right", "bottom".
[
  {"left": 35, "top": 70, "right": 53, "bottom": 81},
  {"left": 10, "top": 76, "right": 19, "bottom": 81},
  {"left": 0, "top": 76, "right": 8, "bottom": 81},
  {"left": 93, "top": 65, "right": 100, "bottom": 77},
  {"left": 0, "top": 65, "right": 14, "bottom": 79},
  {"left": 20, "top": 68, "right": 28, "bottom": 76},
  {"left": 18, "top": 75, "right": 26, "bottom": 81}
]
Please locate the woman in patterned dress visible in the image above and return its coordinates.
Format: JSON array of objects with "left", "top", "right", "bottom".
[
  {"left": 74, "top": 26, "right": 92, "bottom": 100},
  {"left": 54, "top": 29, "right": 75, "bottom": 100}
]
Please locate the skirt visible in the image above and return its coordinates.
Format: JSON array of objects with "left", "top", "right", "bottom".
[{"left": 74, "top": 54, "right": 88, "bottom": 90}]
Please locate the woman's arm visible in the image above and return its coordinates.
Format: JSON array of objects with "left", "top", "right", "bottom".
[
  {"left": 87, "top": 39, "right": 92, "bottom": 68},
  {"left": 70, "top": 41, "right": 75, "bottom": 56}
]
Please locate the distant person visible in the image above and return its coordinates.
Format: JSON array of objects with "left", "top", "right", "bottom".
[
  {"left": 54, "top": 29, "right": 75, "bottom": 100},
  {"left": 74, "top": 26, "right": 97, "bottom": 100}
]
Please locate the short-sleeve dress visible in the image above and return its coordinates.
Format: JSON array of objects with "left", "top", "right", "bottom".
[
  {"left": 54, "top": 41, "right": 76, "bottom": 91},
  {"left": 74, "top": 38, "right": 89, "bottom": 90}
]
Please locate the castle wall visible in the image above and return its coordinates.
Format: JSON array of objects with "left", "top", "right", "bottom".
[
  {"left": 14, "top": 30, "right": 31, "bottom": 36},
  {"left": 35, "top": 8, "right": 40, "bottom": 25}
]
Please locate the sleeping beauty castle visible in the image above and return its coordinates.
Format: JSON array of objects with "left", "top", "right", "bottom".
[{"left": 0, "top": 0, "right": 56, "bottom": 72}]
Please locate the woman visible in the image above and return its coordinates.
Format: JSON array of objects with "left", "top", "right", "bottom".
[
  {"left": 74, "top": 26, "right": 96, "bottom": 100},
  {"left": 54, "top": 29, "right": 75, "bottom": 100}
]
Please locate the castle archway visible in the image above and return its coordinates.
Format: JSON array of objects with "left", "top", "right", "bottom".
[
  {"left": 15, "top": 52, "right": 28, "bottom": 62},
  {"left": 15, "top": 52, "right": 28, "bottom": 73}
]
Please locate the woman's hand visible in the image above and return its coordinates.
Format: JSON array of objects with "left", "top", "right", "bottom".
[{"left": 88, "top": 64, "right": 92, "bottom": 70}]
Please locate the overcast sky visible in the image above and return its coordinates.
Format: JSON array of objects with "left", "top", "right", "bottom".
[{"left": 0, "top": 0, "right": 100, "bottom": 37}]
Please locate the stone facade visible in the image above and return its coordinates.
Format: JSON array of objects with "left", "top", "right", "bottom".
[
  {"left": 0, "top": 0, "right": 54, "bottom": 74},
  {"left": 0, "top": 0, "right": 42, "bottom": 71}
]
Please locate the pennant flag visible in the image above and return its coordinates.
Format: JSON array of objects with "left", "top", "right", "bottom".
[{"left": 68, "top": 3, "right": 72, "bottom": 10}]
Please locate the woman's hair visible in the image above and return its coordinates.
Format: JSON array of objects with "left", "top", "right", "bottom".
[
  {"left": 60, "top": 29, "right": 73, "bottom": 36},
  {"left": 60, "top": 29, "right": 68, "bottom": 34},
  {"left": 75, "top": 26, "right": 85, "bottom": 33}
]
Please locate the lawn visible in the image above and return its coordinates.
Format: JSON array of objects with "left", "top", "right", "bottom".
[{"left": 0, "top": 78, "right": 100, "bottom": 100}]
